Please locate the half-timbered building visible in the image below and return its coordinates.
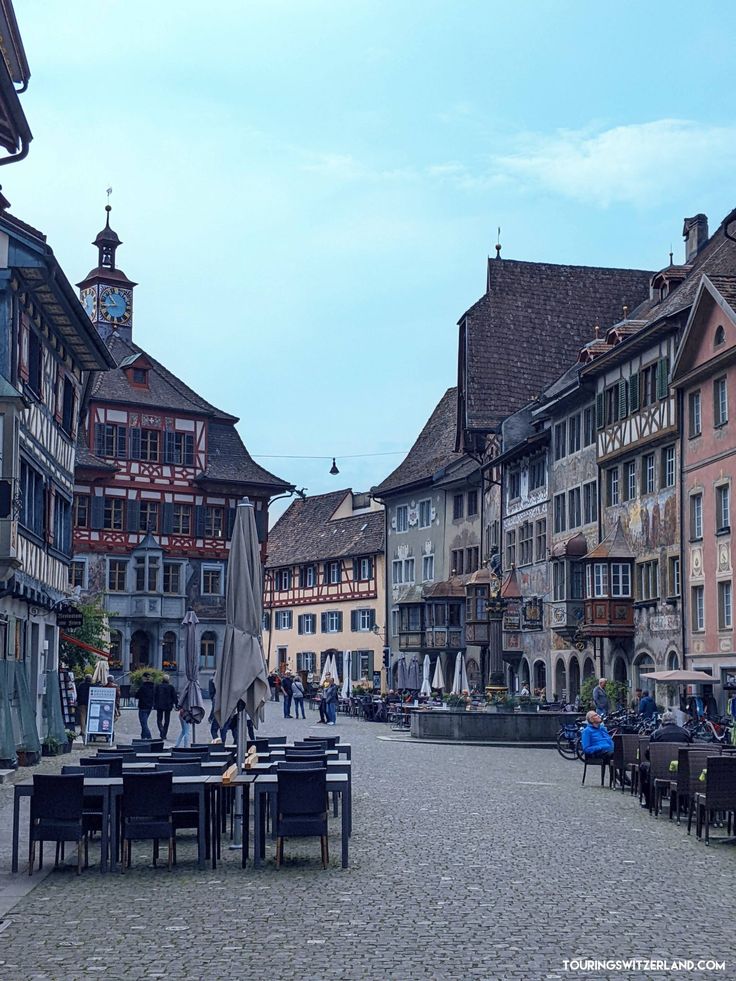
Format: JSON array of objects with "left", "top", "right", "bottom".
[
  {"left": 71, "top": 211, "right": 290, "bottom": 686},
  {"left": 262, "top": 490, "right": 385, "bottom": 685}
]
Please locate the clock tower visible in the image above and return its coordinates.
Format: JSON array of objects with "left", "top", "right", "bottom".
[{"left": 77, "top": 205, "right": 137, "bottom": 343}]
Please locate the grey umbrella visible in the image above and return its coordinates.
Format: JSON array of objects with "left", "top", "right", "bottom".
[
  {"left": 407, "top": 654, "right": 421, "bottom": 691},
  {"left": 397, "top": 656, "right": 408, "bottom": 690},
  {"left": 179, "top": 609, "right": 205, "bottom": 733}
]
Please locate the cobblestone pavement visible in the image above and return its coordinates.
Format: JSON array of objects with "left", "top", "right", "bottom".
[{"left": 0, "top": 701, "right": 733, "bottom": 981}]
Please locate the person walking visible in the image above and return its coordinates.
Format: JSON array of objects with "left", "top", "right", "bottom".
[
  {"left": 174, "top": 707, "right": 191, "bottom": 749},
  {"left": 638, "top": 690, "right": 657, "bottom": 720},
  {"left": 292, "top": 674, "right": 306, "bottom": 719},
  {"left": 76, "top": 674, "right": 92, "bottom": 738},
  {"left": 592, "top": 678, "right": 609, "bottom": 717},
  {"left": 154, "top": 673, "right": 178, "bottom": 740},
  {"left": 135, "top": 672, "right": 156, "bottom": 739},
  {"left": 281, "top": 671, "right": 294, "bottom": 719},
  {"left": 324, "top": 676, "right": 338, "bottom": 726}
]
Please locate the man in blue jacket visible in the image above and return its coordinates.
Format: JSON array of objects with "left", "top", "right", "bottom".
[
  {"left": 580, "top": 710, "right": 614, "bottom": 761},
  {"left": 638, "top": 690, "right": 657, "bottom": 719}
]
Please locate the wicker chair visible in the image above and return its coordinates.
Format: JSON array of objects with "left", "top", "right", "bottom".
[
  {"left": 693, "top": 756, "right": 736, "bottom": 844},
  {"left": 649, "top": 743, "right": 685, "bottom": 816},
  {"left": 672, "top": 746, "right": 719, "bottom": 824},
  {"left": 611, "top": 733, "right": 638, "bottom": 792}
]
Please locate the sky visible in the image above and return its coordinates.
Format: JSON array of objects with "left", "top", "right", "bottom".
[{"left": 5, "top": 1, "right": 736, "bottom": 520}]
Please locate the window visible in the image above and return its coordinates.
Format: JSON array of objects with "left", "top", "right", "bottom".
[
  {"left": 108, "top": 559, "right": 127, "bottom": 592},
  {"left": 140, "top": 429, "right": 160, "bottom": 462},
  {"left": 139, "top": 501, "right": 159, "bottom": 533},
  {"left": 716, "top": 485, "right": 731, "bottom": 533},
  {"left": 508, "top": 470, "right": 521, "bottom": 500},
  {"left": 568, "top": 414, "right": 581, "bottom": 454},
  {"left": 53, "top": 495, "right": 72, "bottom": 555},
  {"left": 404, "top": 557, "right": 415, "bottom": 582},
  {"left": 690, "top": 493, "right": 703, "bottom": 540},
  {"left": 301, "top": 565, "right": 316, "bottom": 588},
  {"left": 606, "top": 467, "right": 619, "bottom": 506},
  {"left": 274, "top": 569, "right": 292, "bottom": 592},
  {"left": 422, "top": 554, "right": 435, "bottom": 582},
  {"left": 692, "top": 585, "right": 705, "bottom": 632},
  {"left": 98, "top": 423, "right": 127, "bottom": 459},
  {"left": 27, "top": 330, "right": 42, "bottom": 397},
  {"left": 274, "top": 610, "right": 293, "bottom": 630},
  {"left": 418, "top": 499, "right": 432, "bottom": 528},
  {"left": 641, "top": 363, "right": 658, "bottom": 408},
  {"left": 164, "top": 432, "right": 195, "bottom": 466},
  {"left": 610, "top": 562, "right": 632, "bottom": 598},
  {"left": 199, "top": 631, "right": 216, "bottom": 669},
  {"left": 714, "top": 376, "right": 728, "bottom": 427},
  {"left": 395, "top": 505, "right": 408, "bottom": 533},
  {"left": 296, "top": 652, "right": 315, "bottom": 673},
  {"left": 69, "top": 560, "right": 86, "bottom": 589},
  {"left": 552, "top": 561, "right": 566, "bottom": 601},
  {"left": 324, "top": 611, "right": 342, "bottom": 633},
  {"left": 357, "top": 650, "right": 374, "bottom": 678},
  {"left": 715, "top": 325, "right": 726, "bottom": 347},
  {"left": 392, "top": 559, "right": 404, "bottom": 584},
  {"left": 450, "top": 549, "right": 464, "bottom": 575},
  {"left": 162, "top": 631, "right": 176, "bottom": 669},
  {"left": 132, "top": 367, "right": 148, "bottom": 386},
  {"left": 135, "top": 555, "right": 160, "bottom": 592},
  {"left": 355, "top": 608, "right": 374, "bottom": 632},
  {"left": 61, "top": 378, "right": 75, "bottom": 436},
  {"left": 453, "top": 493, "right": 464, "bottom": 520},
  {"left": 172, "top": 504, "right": 191, "bottom": 535},
  {"left": 298, "top": 613, "right": 316, "bottom": 635},
  {"left": 624, "top": 461, "right": 637, "bottom": 502},
  {"left": 718, "top": 581, "right": 732, "bottom": 630},
  {"left": 529, "top": 456, "right": 545, "bottom": 491},
  {"left": 356, "top": 557, "right": 372, "bottom": 581},
  {"left": 553, "top": 493, "right": 566, "bottom": 534},
  {"left": 553, "top": 421, "right": 566, "bottom": 461},
  {"left": 583, "top": 406, "right": 595, "bottom": 446},
  {"left": 637, "top": 560, "right": 659, "bottom": 601},
  {"left": 19, "top": 460, "right": 45, "bottom": 538},
  {"left": 642, "top": 454, "right": 655, "bottom": 494},
  {"left": 535, "top": 519, "right": 546, "bottom": 562},
  {"left": 163, "top": 562, "right": 181, "bottom": 594},
  {"left": 568, "top": 487, "right": 581, "bottom": 529},
  {"left": 583, "top": 481, "right": 598, "bottom": 525},
  {"left": 103, "top": 496, "right": 124, "bottom": 531},
  {"left": 571, "top": 562, "right": 584, "bottom": 599},
  {"left": 519, "top": 522, "right": 533, "bottom": 565},
  {"left": 661, "top": 446, "right": 675, "bottom": 489},
  {"left": 204, "top": 506, "right": 224, "bottom": 538},
  {"left": 73, "top": 494, "right": 89, "bottom": 529},
  {"left": 328, "top": 561, "right": 341, "bottom": 584},
  {"left": 467, "top": 490, "right": 478, "bottom": 517},
  {"left": 202, "top": 565, "right": 223, "bottom": 595},
  {"left": 669, "top": 556, "right": 681, "bottom": 598},
  {"left": 604, "top": 385, "right": 619, "bottom": 426},
  {"left": 689, "top": 391, "right": 702, "bottom": 437},
  {"left": 591, "top": 563, "right": 609, "bottom": 598},
  {"left": 505, "top": 530, "right": 516, "bottom": 569}
]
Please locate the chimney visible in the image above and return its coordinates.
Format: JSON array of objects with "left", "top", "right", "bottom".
[{"left": 682, "top": 214, "right": 709, "bottom": 263}]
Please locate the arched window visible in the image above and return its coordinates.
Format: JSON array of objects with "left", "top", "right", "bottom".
[
  {"left": 667, "top": 649, "right": 679, "bottom": 671},
  {"left": 200, "top": 631, "right": 217, "bottom": 669},
  {"left": 715, "top": 325, "right": 726, "bottom": 347},
  {"left": 109, "top": 630, "right": 123, "bottom": 670},
  {"left": 162, "top": 631, "right": 177, "bottom": 671}
]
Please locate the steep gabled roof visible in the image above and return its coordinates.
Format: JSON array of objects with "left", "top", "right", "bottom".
[
  {"left": 265, "top": 490, "right": 384, "bottom": 567},
  {"left": 196, "top": 422, "right": 291, "bottom": 490},
  {"left": 372, "top": 387, "right": 463, "bottom": 497},
  {"left": 458, "top": 258, "right": 653, "bottom": 435}
]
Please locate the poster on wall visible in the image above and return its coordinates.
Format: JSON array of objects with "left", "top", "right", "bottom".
[{"left": 85, "top": 686, "right": 116, "bottom": 744}]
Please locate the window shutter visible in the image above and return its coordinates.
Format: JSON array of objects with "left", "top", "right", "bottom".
[
  {"left": 656, "top": 357, "right": 670, "bottom": 399},
  {"left": 628, "top": 372, "right": 640, "bottom": 413},
  {"left": 126, "top": 499, "right": 140, "bottom": 532},
  {"left": 90, "top": 495, "right": 104, "bottom": 530},
  {"left": 164, "top": 431, "right": 175, "bottom": 463},
  {"left": 320, "top": 612, "right": 327, "bottom": 633},
  {"left": 254, "top": 507, "right": 267, "bottom": 543},
  {"left": 117, "top": 425, "right": 127, "bottom": 459},
  {"left": 353, "top": 559, "right": 359, "bottom": 581},
  {"left": 350, "top": 610, "right": 357, "bottom": 632},
  {"left": 336, "top": 612, "right": 343, "bottom": 631},
  {"left": 184, "top": 434, "right": 194, "bottom": 466},
  {"left": 262, "top": 611, "right": 270, "bottom": 632},
  {"left": 94, "top": 422, "right": 105, "bottom": 456},
  {"left": 194, "top": 505, "right": 206, "bottom": 537},
  {"left": 323, "top": 562, "right": 329, "bottom": 585},
  {"left": 226, "top": 507, "right": 236, "bottom": 539},
  {"left": 367, "top": 557, "right": 373, "bottom": 579},
  {"left": 369, "top": 608, "right": 376, "bottom": 629},
  {"left": 129, "top": 427, "right": 141, "bottom": 460},
  {"left": 298, "top": 615, "right": 304, "bottom": 635},
  {"left": 595, "top": 392, "right": 604, "bottom": 429},
  {"left": 618, "top": 379, "right": 627, "bottom": 419},
  {"left": 162, "top": 502, "right": 174, "bottom": 534}
]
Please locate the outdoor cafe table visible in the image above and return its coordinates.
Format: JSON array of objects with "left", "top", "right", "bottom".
[
  {"left": 248, "top": 760, "right": 352, "bottom": 834},
  {"left": 232, "top": 771, "right": 350, "bottom": 869}
]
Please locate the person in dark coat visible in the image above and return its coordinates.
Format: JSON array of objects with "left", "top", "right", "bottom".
[
  {"left": 154, "top": 673, "right": 178, "bottom": 740},
  {"left": 281, "top": 672, "right": 294, "bottom": 718},
  {"left": 136, "top": 672, "right": 156, "bottom": 739},
  {"left": 76, "top": 674, "right": 92, "bottom": 736},
  {"left": 639, "top": 711, "right": 692, "bottom": 808},
  {"left": 638, "top": 691, "right": 657, "bottom": 719}
]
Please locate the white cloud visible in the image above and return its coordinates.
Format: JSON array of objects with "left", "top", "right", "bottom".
[{"left": 491, "top": 119, "right": 736, "bottom": 207}]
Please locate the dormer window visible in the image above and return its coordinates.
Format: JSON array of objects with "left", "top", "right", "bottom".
[
  {"left": 131, "top": 367, "right": 148, "bottom": 386},
  {"left": 715, "top": 325, "right": 726, "bottom": 347}
]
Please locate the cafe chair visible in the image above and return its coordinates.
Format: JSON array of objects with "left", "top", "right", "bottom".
[
  {"left": 275, "top": 768, "right": 329, "bottom": 869},
  {"left": 28, "top": 774, "right": 86, "bottom": 876},
  {"left": 81, "top": 755, "right": 123, "bottom": 776},
  {"left": 693, "top": 756, "right": 736, "bottom": 845},
  {"left": 120, "top": 772, "right": 174, "bottom": 872}
]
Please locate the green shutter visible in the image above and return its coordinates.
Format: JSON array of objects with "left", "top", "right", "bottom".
[
  {"left": 629, "top": 372, "right": 640, "bottom": 413},
  {"left": 618, "top": 379, "right": 628, "bottom": 419},
  {"left": 656, "top": 357, "right": 670, "bottom": 399},
  {"left": 595, "top": 392, "right": 605, "bottom": 429}
]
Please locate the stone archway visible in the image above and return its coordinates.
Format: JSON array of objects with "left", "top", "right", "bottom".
[
  {"left": 130, "top": 630, "right": 150, "bottom": 670},
  {"left": 612, "top": 653, "right": 628, "bottom": 687},
  {"left": 667, "top": 649, "right": 680, "bottom": 671},
  {"left": 554, "top": 659, "right": 567, "bottom": 701},
  {"left": 533, "top": 659, "right": 547, "bottom": 693},
  {"left": 634, "top": 651, "right": 656, "bottom": 692},
  {"left": 569, "top": 657, "right": 581, "bottom": 698},
  {"left": 583, "top": 656, "right": 595, "bottom": 680},
  {"left": 466, "top": 658, "right": 480, "bottom": 689},
  {"left": 520, "top": 658, "right": 531, "bottom": 690}
]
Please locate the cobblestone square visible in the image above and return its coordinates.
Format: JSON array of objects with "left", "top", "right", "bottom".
[{"left": 0, "top": 702, "right": 733, "bottom": 981}]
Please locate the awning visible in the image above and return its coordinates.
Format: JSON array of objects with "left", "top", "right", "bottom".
[{"left": 60, "top": 632, "right": 109, "bottom": 660}]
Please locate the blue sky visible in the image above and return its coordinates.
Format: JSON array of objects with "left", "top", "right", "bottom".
[{"left": 5, "top": 1, "right": 736, "bottom": 517}]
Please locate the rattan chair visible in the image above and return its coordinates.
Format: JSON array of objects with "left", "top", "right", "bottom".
[
  {"left": 649, "top": 743, "right": 684, "bottom": 816},
  {"left": 28, "top": 774, "right": 85, "bottom": 875},
  {"left": 693, "top": 756, "right": 736, "bottom": 844},
  {"left": 275, "top": 767, "right": 329, "bottom": 868},
  {"left": 120, "top": 772, "right": 174, "bottom": 871}
]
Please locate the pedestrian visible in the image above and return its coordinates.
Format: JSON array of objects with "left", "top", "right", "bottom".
[
  {"left": 76, "top": 674, "right": 92, "bottom": 737},
  {"left": 630, "top": 688, "right": 643, "bottom": 712},
  {"left": 154, "top": 673, "right": 178, "bottom": 740},
  {"left": 174, "top": 707, "right": 191, "bottom": 749},
  {"left": 135, "top": 671, "right": 156, "bottom": 739},
  {"left": 317, "top": 675, "right": 330, "bottom": 723},
  {"left": 281, "top": 671, "right": 294, "bottom": 718},
  {"left": 592, "top": 677, "right": 609, "bottom": 717},
  {"left": 273, "top": 672, "right": 282, "bottom": 702},
  {"left": 324, "top": 675, "right": 338, "bottom": 726},
  {"left": 292, "top": 674, "right": 306, "bottom": 718},
  {"left": 105, "top": 675, "right": 121, "bottom": 722},
  {"left": 580, "top": 710, "right": 613, "bottom": 762},
  {"left": 638, "top": 690, "right": 656, "bottom": 720},
  {"left": 268, "top": 671, "right": 278, "bottom": 701}
]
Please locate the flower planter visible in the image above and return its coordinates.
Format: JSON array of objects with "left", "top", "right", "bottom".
[{"left": 17, "top": 749, "right": 40, "bottom": 767}]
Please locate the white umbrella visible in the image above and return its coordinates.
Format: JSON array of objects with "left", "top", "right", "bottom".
[
  {"left": 330, "top": 652, "right": 341, "bottom": 686},
  {"left": 320, "top": 656, "right": 330, "bottom": 683},
  {"left": 91, "top": 658, "right": 109, "bottom": 686},
  {"left": 341, "top": 651, "right": 352, "bottom": 699},
  {"left": 451, "top": 652, "right": 469, "bottom": 695},
  {"left": 431, "top": 656, "right": 445, "bottom": 690},
  {"left": 420, "top": 655, "right": 432, "bottom": 697}
]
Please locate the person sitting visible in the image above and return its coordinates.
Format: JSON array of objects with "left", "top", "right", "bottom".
[
  {"left": 580, "top": 710, "right": 614, "bottom": 762},
  {"left": 650, "top": 710, "right": 693, "bottom": 744},
  {"left": 638, "top": 690, "right": 657, "bottom": 719}
]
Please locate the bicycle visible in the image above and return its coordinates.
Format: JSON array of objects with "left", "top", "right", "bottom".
[{"left": 556, "top": 718, "right": 585, "bottom": 760}]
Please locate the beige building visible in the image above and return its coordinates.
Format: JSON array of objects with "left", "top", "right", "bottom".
[{"left": 263, "top": 489, "right": 385, "bottom": 687}]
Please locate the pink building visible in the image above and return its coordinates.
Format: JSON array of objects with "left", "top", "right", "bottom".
[{"left": 672, "top": 274, "right": 736, "bottom": 706}]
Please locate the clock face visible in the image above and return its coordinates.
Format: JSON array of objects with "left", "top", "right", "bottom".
[
  {"left": 100, "top": 286, "right": 131, "bottom": 324},
  {"left": 81, "top": 288, "right": 97, "bottom": 320}
]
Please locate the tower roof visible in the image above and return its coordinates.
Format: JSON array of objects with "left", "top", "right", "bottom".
[{"left": 77, "top": 204, "right": 136, "bottom": 288}]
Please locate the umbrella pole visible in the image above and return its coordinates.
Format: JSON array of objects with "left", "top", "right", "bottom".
[{"left": 231, "top": 709, "right": 246, "bottom": 849}]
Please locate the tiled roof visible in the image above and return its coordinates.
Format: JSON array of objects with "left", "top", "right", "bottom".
[
  {"left": 460, "top": 258, "right": 653, "bottom": 433},
  {"left": 265, "top": 490, "right": 384, "bottom": 568},
  {"left": 584, "top": 518, "right": 633, "bottom": 560},
  {"left": 372, "top": 388, "right": 464, "bottom": 496},
  {"left": 196, "top": 422, "right": 290, "bottom": 490},
  {"left": 75, "top": 443, "right": 118, "bottom": 472}
]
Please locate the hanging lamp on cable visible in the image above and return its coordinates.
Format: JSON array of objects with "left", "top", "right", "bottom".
[{"left": 329, "top": 457, "right": 339, "bottom": 475}]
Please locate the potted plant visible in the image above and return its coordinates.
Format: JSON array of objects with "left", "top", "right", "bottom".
[
  {"left": 17, "top": 746, "right": 40, "bottom": 767},
  {"left": 41, "top": 735, "right": 63, "bottom": 757},
  {"left": 63, "top": 730, "right": 76, "bottom": 753}
]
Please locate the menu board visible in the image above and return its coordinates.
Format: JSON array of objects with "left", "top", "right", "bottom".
[{"left": 86, "top": 686, "right": 116, "bottom": 743}]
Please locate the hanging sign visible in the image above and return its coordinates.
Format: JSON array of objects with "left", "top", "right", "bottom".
[
  {"left": 57, "top": 609, "right": 84, "bottom": 630},
  {"left": 85, "top": 686, "right": 116, "bottom": 743},
  {"left": 522, "top": 598, "right": 543, "bottom": 631}
]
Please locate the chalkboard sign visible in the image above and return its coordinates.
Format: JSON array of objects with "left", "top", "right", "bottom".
[{"left": 85, "top": 686, "right": 116, "bottom": 743}]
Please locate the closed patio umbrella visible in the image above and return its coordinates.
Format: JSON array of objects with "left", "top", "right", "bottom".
[
  {"left": 397, "top": 656, "right": 408, "bottom": 690},
  {"left": 431, "top": 656, "right": 445, "bottom": 691},
  {"left": 331, "top": 652, "right": 341, "bottom": 686},
  {"left": 91, "top": 658, "right": 109, "bottom": 686},
  {"left": 420, "top": 654, "right": 432, "bottom": 697},
  {"left": 341, "top": 650, "right": 352, "bottom": 699},
  {"left": 407, "top": 654, "right": 421, "bottom": 691},
  {"left": 179, "top": 610, "right": 205, "bottom": 736},
  {"left": 451, "top": 652, "right": 469, "bottom": 695}
]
